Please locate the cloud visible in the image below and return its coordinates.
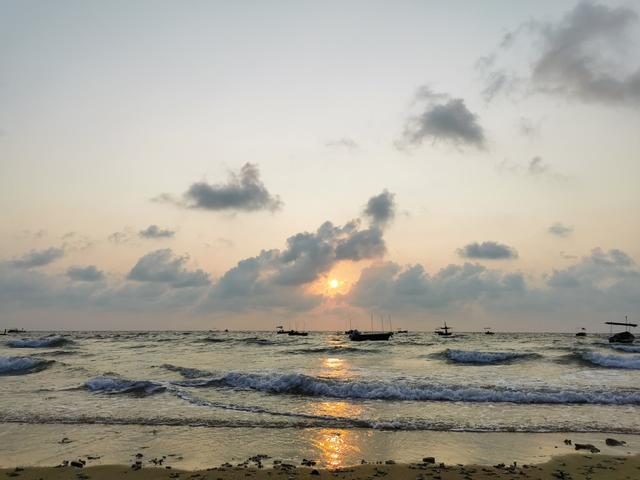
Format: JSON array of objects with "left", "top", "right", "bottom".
[
  {"left": 348, "top": 261, "right": 526, "bottom": 311},
  {"left": 203, "top": 192, "right": 395, "bottom": 313},
  {"left": 496, "top": 157, "right": 567, "bottom": 181},
  {"left": 10, "top": 247, "right": 64, "bottom": 269},
  {"left": 325, "top": 137, "right": 358, "bottom": 150},
  {"left": 363, "top": 190, "right": 396, "bottom": 227},
  {"left": 127, "top": 249, "right": 210, "bottom": 288},
  {"left": 108, "top": 229, "right": 136, "bottom": 245},
  {"left": 457, "top": 241, "right": 518, "bottom": 260},
  {"left": 480, "top": 1, "right": 640, "bottom": 106},
  {"left": 67, "top": 265, "right": 105, "bottom": 282},
  {"left": 156, "top": 163, "right": 282, "bottom": 212},
  {"left": 548, "top": 222, "right": 574, "bottom": 237},
  {"left": 139, "top": 225, "right": 175, "bottom": 239},
  {"left": 399, "top": 87, "right": 486, "bottom": 149},
  {"left": 528, "top": 156, "right": 549, "bottom": 175},
  {"left": 348, "top": 247, "right": 640, "bottom": 318}
]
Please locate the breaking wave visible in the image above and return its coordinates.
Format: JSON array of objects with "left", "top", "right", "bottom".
[
  {"left": 83, "top": 376, "right": 166, "bottom": 396},
  {"left": 0, "top": 356, "right": 53, "bottom": 375},
  {"left": 580, "top": 352, "right": 640, "bottom": 370},
  {"left": 610, "top": 344, "right": 640, "bottom": 353},
  {"left": 7, "top": 336, "right": 72, "bottom": 348},
  {"left": 170, "top": 371, "right": 640, "bottom": 405},
  {"left": 442, "top": 349, "right": 538, "bottom": 364}
]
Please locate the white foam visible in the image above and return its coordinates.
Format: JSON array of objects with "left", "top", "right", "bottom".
[{"left": 610, "top": 344, "right": 640, "bottom": 353}]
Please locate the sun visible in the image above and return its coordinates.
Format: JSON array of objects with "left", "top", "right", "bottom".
[{"left": 328, "top": 279, "right": 339, "bottom": 289}]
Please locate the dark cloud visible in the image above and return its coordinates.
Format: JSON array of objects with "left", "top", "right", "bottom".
[
  {"left": 67, "top": 265, "right": 105, "bottom": 282},
  {"left": 156, "top": 163, "right": 282, "bottom": 213},
  {"left": 363, "top": 190, "right": 396, "bottom": 227},
  {"left": 203, "top": 192, "right": 394, "bottom": 312},
  {"left": 457, "top": 241, "right": 518, "bottom": 260},
  {"left": 127, "top": 249, "right": 210, "bottom": 288},
  {"left": 480, "top": 1, "right": 640, "bottom": 106},
  {"left": 399, "top": 88, "right": 486, "bottom": 149},
  {"left": 546, "top": 248, "right": 638, "bottom": 289},
  {"left": 139, "top": 225, "right": 175, "bottom": 239},
  {"left": 325, "top": 137, "right": 358, "bottom": 150},
  {"left": 548, "top": 222, "right": 574, "bottom": 237},
  {"left": 10, "top": 247, "right": 64, "bottom": 269}
]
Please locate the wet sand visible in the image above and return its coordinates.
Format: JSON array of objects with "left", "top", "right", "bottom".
[{"left": 2, "top": 454, "right": 639, "bottom": 480}]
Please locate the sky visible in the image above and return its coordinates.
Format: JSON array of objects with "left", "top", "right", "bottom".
[{"left": 1, "top": 0, "right": 639, "bottom": 331}]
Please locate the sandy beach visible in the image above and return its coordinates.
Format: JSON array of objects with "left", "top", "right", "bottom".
[{"left": 2, "top": 454, "right": 639, "bottom": 480}]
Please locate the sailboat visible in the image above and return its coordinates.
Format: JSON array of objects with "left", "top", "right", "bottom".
[
  {"left": 484, "top": 327, "right": 495, "bottom": 335},
  {"left": 276, "top": 325, "right": 288, "bottom": 334},
  {"left": 575, "top": 327, "right": 587, "bottom": 337},
  {"left": 435, "top": 321, "right": 453, "bottom": 336},
  {"left": 606, "top": 316, "right": 636, "bottom": 344}
]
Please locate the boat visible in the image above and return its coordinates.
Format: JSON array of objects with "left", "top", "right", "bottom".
[
  {"left": 288, "top": 330, "right": 308, "bottom": 337},
  {"left": 435, "top": 322, "right": 453, "bottom": 336},
  {"left": 606, "top": 317, "right": 636, "bottom": 343},
  {"left": 484, "top": 327, "right": 495, "bottom": 335},
  {"left": 0, "top": 329, "right": 6, "bottom": 336},
  {"left": 344, "top": 329, "right": 356, "bottom": 335},
  {"left": 276, "top": 326, "right": 288, "bottom": 334},
  {"left": 349, "top": 314, "right": 394, "bottom": 341},
  {"left": 575, "top": 327, "right": 587, "bottom": 337},
  {"left": 349, "top": 329, "right": 393, "bottom": 341},
  {"left": 7, "top": 328, "right": 25, "bottom": 334},
  {"left": 396, "top": 328, "right": 408, "bottom": 334}
]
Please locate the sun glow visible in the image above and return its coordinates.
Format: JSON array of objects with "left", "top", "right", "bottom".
[{"left": 328, "top": 279, "right": 339, "bottom": 289}]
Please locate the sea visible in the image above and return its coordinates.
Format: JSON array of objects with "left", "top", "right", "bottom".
[{"left": 1, "top": 330, "right": 639, "bottom": 467}]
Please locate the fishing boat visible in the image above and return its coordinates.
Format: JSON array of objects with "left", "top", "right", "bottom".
[
  {"left": 575, "top": 327, "right": 587, "bottom": 337},
  {"left": 349, "top": 314, "right": 393, "bottom": 341},
  {"left": 6, "top": 328, "right": 24, "bottom": 334},
  {"left": 396, "top": 328, "right": 408, "bottom": 334},
  {"left": 349, "top": 330, "right": 393, "bottom": 341},
  {"left": 276, "top": 326, "right": 288, "bottom": 334},
  {"left": 435, "top": 321, "right": 453, "bottom": 336},
  {"left": 606, "top": 317, "right": 636, "bottom": 343},
  {"left": 288, "top": 330, "right": 308, "bottom": 337},
  {"left": 484, "top": 327, "right": 495, "bottom": 335}
]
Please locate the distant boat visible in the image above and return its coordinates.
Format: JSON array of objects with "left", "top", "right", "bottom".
[
  {"left": 288, "top": 330, "right": 308, "bottom": 337},
  {"left": 0, "top": 329, "right": 6, "bottom": 336},
  {"left": 606, "top": 317, "right": 636, "bottom": 344},
  {"left": 6, "top": 328, "right": 24, "bottom": 334},
  {"left": 435, "top": 322, "right": 453, "bottom": 336},
  {"left": 344, "top": 329, "right": 356, "bottom": 335},
  {"left": 396, "top": 328, "right": 408, "bottom": 334},
  {"left": 575, "top": 327, "right": 587, "bottom": 337},
  {"left": 349, "top": 330, "right": 393, "bottom": 341},
  {"left": 276, "top": 326, "right": 288, "bottom": 335},
  {"left": 484, "top": 327, "right": 495, "bottom": 335}
]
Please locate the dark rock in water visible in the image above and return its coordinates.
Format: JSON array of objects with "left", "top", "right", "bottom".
[
  {"left": 59, "top": 437, "right": 72, "bottom": 444},
  {"left": 70, "top": 461, "right": 84, "bottom": 468},
  {"left": 422, "top": 457, "right": 435, "bottom": 464},
  {"left": 563, "top": 439, "right": 572, "bottom": 445},
  {"left": 385, "top": 459, "right": 396, "bottom": 465},
  {"left": 574, "top": 443, "right": 600, "bottom": 453},
  {"left": 310, "top": 469, "right": 320, "bottom": 476},
  {"left": 605, "top": 438, "right": 626, "bottom": 446}
]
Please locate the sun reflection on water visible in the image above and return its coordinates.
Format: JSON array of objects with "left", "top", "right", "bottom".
[{"left": 309, "top": 428, "right": 361, "bottom": 467}]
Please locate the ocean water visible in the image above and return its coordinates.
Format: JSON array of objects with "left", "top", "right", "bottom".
[{"left": 1, "top": 330, "right": 639, "bottom": 438}]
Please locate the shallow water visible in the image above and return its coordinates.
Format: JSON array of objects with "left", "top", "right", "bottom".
[{"left": 1, "top": 330, "right": 639, "bottom": 435}]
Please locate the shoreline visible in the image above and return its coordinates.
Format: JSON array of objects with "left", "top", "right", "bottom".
[{"left": 1, "top": 454, "right": 639, "bottom": 479}]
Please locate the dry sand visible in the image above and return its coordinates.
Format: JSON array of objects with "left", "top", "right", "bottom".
[{"left": 2, "top": 454, "right": 639, "bottom": 480}]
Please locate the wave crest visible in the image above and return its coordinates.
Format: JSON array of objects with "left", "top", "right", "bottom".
[
  {"left": 0, "top": 356, "right": 53, "bottom": 375},
  {"left": 84, "top": 376, "right": 166, "bottom": 395},
  {"left": 580, "top": 352, "right": 640, "bottom": 369},
  {"left": 7, "top": 336, "right": 72, "bottom": 348},
  {"left": 443, "top": 349, "right": 537, "bottom": 364},
  {"left": 177, "top": 371, "right": 640, "bottom": 405}
]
